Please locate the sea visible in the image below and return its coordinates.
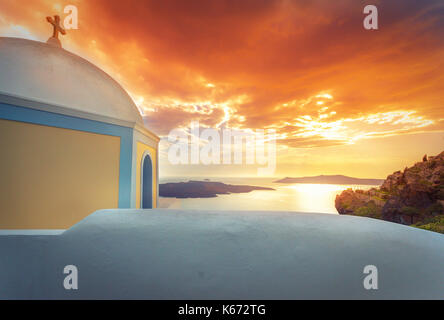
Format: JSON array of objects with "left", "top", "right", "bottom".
[{"left": 158, "top": 177, "right": 380, "bottom": 214}]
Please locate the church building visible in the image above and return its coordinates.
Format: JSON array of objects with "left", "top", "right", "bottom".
[
  {"left": 0, "top": 18, "right": 159, "bottom": 230},
  {"left": 1, "top": 14, "right": 444, "bottom": 301}
]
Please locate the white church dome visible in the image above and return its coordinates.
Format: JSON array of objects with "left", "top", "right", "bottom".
[{"left": 0, "top": 37, "right": 143, "bottom": 125}]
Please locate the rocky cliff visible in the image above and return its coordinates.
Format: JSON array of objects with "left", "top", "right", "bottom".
[{"left": 335, "top": 151, "right": 444, "bottom": 233}]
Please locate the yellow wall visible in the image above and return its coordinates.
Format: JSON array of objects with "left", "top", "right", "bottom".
[
  {"left": 0, "top": 119, "right": 120, "bottom": 229},
  {"left": 136, "top": 142, "right": 157, "bottom": 208}
]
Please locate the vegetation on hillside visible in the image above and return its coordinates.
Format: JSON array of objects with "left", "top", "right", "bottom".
[{"left": 335, "top": 151, "right": 444, "bottom": 234}]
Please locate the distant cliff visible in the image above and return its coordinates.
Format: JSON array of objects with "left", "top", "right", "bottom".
[
  {"left": 275, "top": 175, "right": 384, "bottom": 185},
  {"left": 159, "top": 180, "right": 274, "bottom": 198},
  {"left": 335, "top": 151, "right": 444, "bottom": 233}
]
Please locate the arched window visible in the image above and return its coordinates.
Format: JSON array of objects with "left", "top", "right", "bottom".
[{"left": 141, "top": 152, "right": 153, "bottom": 209}]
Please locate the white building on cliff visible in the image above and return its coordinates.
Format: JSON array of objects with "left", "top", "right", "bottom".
[
  {"left": 0, "top": 34, "right": 159, "bottom": 230},
  {"left": 0, "top": 21, "right": 444, "bottom": 300}
]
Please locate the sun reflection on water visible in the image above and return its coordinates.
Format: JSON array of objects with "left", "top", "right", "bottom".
[
  {"left": 284, "top": 183, "right": 359, "bottom": 214},
  {"left": 160, "top": 181, "right": 377, "bottom": 214}
]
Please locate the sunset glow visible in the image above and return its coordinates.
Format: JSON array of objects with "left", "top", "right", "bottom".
[{"left": 1, "top": 0, "right": 443, "bottom": 178}]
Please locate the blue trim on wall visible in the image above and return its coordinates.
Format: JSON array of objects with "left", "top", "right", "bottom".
[
  {"left": 118, "top": 132, "right": 133, "bottom": 208},
  {"left": 0, "top": 102, "right": 133, "bottom": 208}
]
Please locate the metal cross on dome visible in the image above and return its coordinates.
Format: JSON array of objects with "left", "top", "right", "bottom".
[{"left": 46, "top": 15, "right": 66, "bottom": 40}]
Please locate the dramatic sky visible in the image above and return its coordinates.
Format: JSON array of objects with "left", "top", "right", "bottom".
[{"left": 1, "top": 0, "right": 443, "bottom": 178}]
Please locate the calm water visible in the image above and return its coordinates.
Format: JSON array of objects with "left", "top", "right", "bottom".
[{"left": 158, "top": 177, "right": 378, "bottom": 214}]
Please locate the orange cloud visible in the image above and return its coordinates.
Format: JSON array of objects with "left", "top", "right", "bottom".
[{"left": 1, "top": 0, "right": 443, "bottom": 177}]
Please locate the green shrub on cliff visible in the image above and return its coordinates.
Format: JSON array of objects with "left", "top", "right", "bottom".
[
  {"left": 413, "top": 215, "right": 444, "bottom": 234},
  {"left": 354, "top": 202, "right": 382, "bottom": 219}
]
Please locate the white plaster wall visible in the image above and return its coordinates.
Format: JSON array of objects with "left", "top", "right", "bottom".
[{"left": 1, "top": 209, "right": 443, "bottom": 299}]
